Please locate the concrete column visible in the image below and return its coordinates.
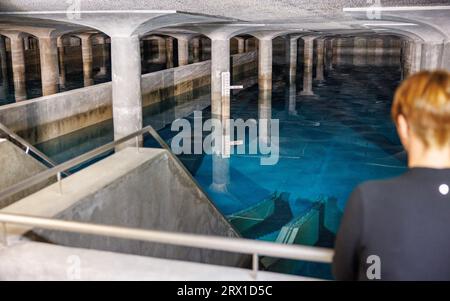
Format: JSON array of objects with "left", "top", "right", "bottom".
[
  {"left": 421, "top": 42, "right": 443, "bottom": 70},
  {"left": 411, "top": 41, "right": 423, "bottom": 73},
  {"left": 211, "top": 38, "right": 230, "bottom": 120},
  {"left": 315, "top": 38, "right": 325, "bottom": 81},
  {"left": 441, "top": 41, "right": 450, "bottom": 71},
  {"left": 7, "top": 32, "right": 27, "bottom": 101},
  {"left": 402, "top": 40, "right": 414, "bottom": 78},
  {"left": 78, "top": 34, "right": 93, "bottom": 86},
  {"left": 301, "top": 36, "right": 315, "bottom": 96},
  {"left": 258, "top": 38, "right": 273, "bottom": 91},
  {"left": 210, "top": 38, "right": 230, "bottom": 192},
  {"left": 157, "top": 38, "right": 167, "bottom": 64},
  {"left": 353, "top": 37, "right": 367, "bottom": 66},
  {"left": 177, "top": 37, "right": 189, "bottom": 66},
  {"left": 200, "top": 38, "right": 210, "bottom": 61},
  {"left": 235, "top": 37, "right": 245, "bottom": 54},
  {"left": 285, "top": 36, "right": 298, "bottom": 85},
  {"left": 245, "top": 39, "right": 250, "bottom": 52},
  {"left": 110, "top": 35, "right": 143, "bottom": 147},
  {"left": 333, "top": 38, "right": 341, "bottom": 65},
  {"left": 375, "top": 38, "right": 384, "bottom": 56},
  {"left": 166, "top": 37, "right": 174, "bottom": 69},
  {"left": 325, "top": 39, "right": 333, "bottom": 70},
  {"left": 23, "top": 36, "right": 29, "bottom": 51},
  {"left": 373, "top": 38, "right": 384, "bottom": 66},
  {"left": 38, "top": 36, "right": 59, "bottom": 96},
  {"left": 192, "top": 38, "right": 200, "bottom": 63},
  {"left": 0, "top": 36, "right": 10, "bottom": 99},
  {"left": 57, "top": 37, "right": 66, "bottom": 89},
  {"left": 98, "top": 35, "right": 109, "bottom": 75}
]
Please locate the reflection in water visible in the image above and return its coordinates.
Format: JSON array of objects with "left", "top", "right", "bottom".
[{"left": 285, "top": 82, "right": 297, "bottom": 116}]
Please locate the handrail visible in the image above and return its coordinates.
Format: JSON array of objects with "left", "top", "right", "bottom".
[
  {"left": 0, "top": 125, "right": 154, "bottom": 202},
  {"left": 0, "top": 212, "right": 334, "bottom": 274},
  {"left": 0, "top": 122, "right": 69, "bottom": 176},
  {"left": 0, "top": 124, "right": 335, "bottom": 277},
  {"left": 0, "top": 124, "right": 240, "bottom": 236}
]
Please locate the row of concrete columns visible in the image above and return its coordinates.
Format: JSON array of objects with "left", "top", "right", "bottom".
[
  {"left": 0, "top": 32, "right": 113, "bottom": 101},
  {"left": 0, "top": 32, "right": 259, "bottom": 103}
]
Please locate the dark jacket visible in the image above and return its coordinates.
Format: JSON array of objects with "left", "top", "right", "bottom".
[{"left": 333, "top": 168, "right": 450, "bottom": 280}]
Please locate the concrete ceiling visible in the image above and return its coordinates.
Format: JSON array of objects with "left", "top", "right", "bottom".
[{"left": 0, "top": 1, "right": 449, "bottom": 41}]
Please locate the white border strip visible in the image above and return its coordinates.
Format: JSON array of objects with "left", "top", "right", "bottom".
[
  {"left": 0, "top": 10, "right": 177, "bottom": 15},
  {"left": 363, "top": 23, "right": 418, "bottom": 26},
  {"left": 344, "top": 6, "right": 450, "bottom": 12}
]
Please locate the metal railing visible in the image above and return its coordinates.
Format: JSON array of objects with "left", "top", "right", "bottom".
[
  {"left": 0, "top": 122, "right": 241, "bottom": 237},
  {"left": 0, "top": 123, "right": 334, "bottom": 278},
  {"left": 0, "top": 122, "right": 69, "bottom": 176},
  {"left": 0, "top": 212, "right": 333, "bottom": 278},
  {"left": 0, "top": 125, "right": 161, "bottom": 202}
]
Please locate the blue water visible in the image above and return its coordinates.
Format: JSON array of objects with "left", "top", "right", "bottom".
[{"left": 27, "top": 57, "right": 405, "bottom": 279}]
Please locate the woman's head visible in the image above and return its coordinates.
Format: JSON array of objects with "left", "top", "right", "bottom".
[{"left": 392, "top": 70, "right": 450, "bottom": 153}]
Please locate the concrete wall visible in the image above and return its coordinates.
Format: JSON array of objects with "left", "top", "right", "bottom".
[
  {"left": 0, "top": 139, "right": 53, "bottom": 208},
  {"left": 0, "top": 51, "right": 257, "bottom": 145},
  {"left": 2, "top": 147, "right": 247, "bottom": 267}
]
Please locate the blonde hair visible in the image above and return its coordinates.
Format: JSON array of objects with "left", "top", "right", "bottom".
[{"left": 392, "top": 70, "right": 450, "bottom": 148}]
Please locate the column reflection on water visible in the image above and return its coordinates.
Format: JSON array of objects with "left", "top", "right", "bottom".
[
  {"left": 285, "top": 80, "right": 297, "bottom": 116},
  {"left": 57, "top": 37, "right": 66, "bottom": 89},
  {"left": 353, "top": 37, "right": 367, "bottom": 66},
  {"left": 258, "top": 37, "right": 273, "bottom": 146},
  {"left": 285, "top": 35, "right": 297, "bottom": 116},
  {"left": 258, "top": 88, "right": 272, "bottom": 145}
]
